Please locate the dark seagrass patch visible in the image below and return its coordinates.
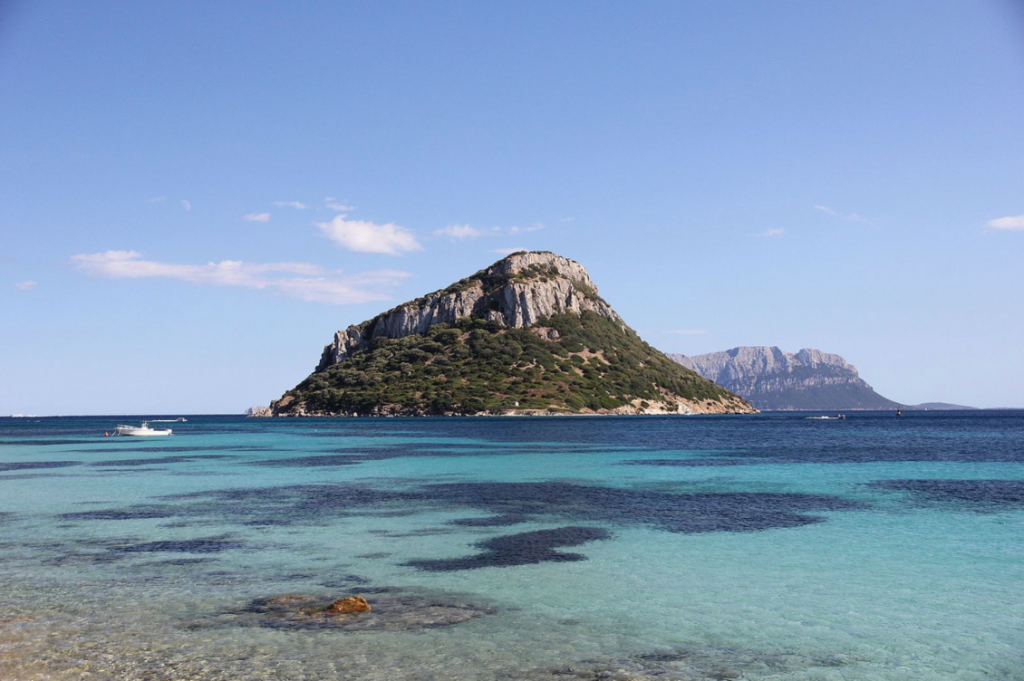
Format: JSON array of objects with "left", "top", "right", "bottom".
[
  {"left": 59, "top": 506, "right": 178, "bottom": 521},
  {"left": 869, "top": 479, "right": 1024, "bottom": 510},
  {"left": 405, "top": 526, "right": 611, "bottom": 571},
  {"left": 0, "top": 461, "right": 80, "bottom": 471}
]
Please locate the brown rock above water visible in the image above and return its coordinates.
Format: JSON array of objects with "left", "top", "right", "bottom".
[{"left": 325, "top": 596, "right": 371, "bottom": 614}]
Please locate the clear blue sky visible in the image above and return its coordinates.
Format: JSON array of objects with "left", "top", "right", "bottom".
[{"left": 2, "top": 0, "right": 1022, "bottom": 413}]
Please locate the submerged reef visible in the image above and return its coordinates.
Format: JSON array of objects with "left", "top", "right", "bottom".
[{"left": 221, "top": 588, "right": 495, "bottom": 631}]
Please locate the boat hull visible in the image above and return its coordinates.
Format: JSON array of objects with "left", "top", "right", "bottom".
[{"left": 114, "top": 427, "right": 173, "bottom": 437}]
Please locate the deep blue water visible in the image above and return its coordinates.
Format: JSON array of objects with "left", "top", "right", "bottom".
[{"left": 0, "top": 412, "right": 1021, "bottom": 680}]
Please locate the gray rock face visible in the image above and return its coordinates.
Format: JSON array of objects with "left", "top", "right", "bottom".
[
  {"left": 668, "top": 347, "right": 900, "bottom": 411},
  {"left": 317, "top": 252, "right": 619, "bottom": 371}
]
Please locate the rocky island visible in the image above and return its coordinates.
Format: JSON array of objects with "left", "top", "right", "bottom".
[{"left": 271, "top": 252, "right": 753, "bottom": 416}]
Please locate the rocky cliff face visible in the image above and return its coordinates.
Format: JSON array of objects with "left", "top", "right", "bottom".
[
  {"left": 273, "top": 251, "right": 753, "bottom": 417},
  {"left": 668, "top": 347, "right": 899, "bottom": 411},
  {"left": 317, "top": 251, "right": 619, "bottom": 371}
]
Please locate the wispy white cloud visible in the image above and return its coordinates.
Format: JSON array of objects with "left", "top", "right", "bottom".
[
  {"left": 243, "top": 212, "right": 271, "bottom": 223},
  {"left": 273, "top": 201, "right": 308, "bottom": 210},
  {"left": 987, "top": 214, "right": 1024, "bottom": 231},
  {"left": 508, "top": 223, "right": 545, "bottom": 235},
  {"left": 180, "top": 200, "right": 192, "bottom": 211},
  {"left": 667, "top": 329, "right": 707, "bottom": 336},
  {"left": 437, "top": 222, "right": 546, "bottom": 239},
  {"left": 814, "top": 205, "right": 865, "bottom": 222},
  {"left": 326, "top": 202, "right": 356, "bottom": 212},
  {"left": 316, "top": 215, "right": 422, "bottom": 255},
  {"left": 491, "top": 247, "right": 528, "bottom": 255},
  {"left": 434, "top": 224, "right": 485, "bottom": 239},
  {"left": 14, "top": 280, "right": 37, "bottom": 291},
  {"left": 71, "top": 250, "right": 410, "bottom": 305},
  {"left": 760, "top": 228, "right": 785, "bottom": 237},
  {"left": 148, "top": 196, "right": 166, "bottom": 203}
]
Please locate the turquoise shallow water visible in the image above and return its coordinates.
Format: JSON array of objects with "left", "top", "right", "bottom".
[{"left": 0, "top": 412, "right": 1021, "bottom": 680}]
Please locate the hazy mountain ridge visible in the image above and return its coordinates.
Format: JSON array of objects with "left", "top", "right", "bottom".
[
  {"left": 272, "top": 252, "right": 753, "bottom": 417},
  {"left": 668, "top": 346, "right": 901, "bottom": 411}
]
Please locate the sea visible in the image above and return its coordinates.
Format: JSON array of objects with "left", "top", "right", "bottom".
[{"left": 0, "top": 411, "right": 1021, "bottom": 680}]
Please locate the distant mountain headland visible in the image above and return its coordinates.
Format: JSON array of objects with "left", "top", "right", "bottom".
[
  {"left": 668, "top": 347, "right": 898, "bottom": 411},
  {"left": 912, "top": 402, "right": 977, "bottom": 411},
  {"left": 271, "top": 252, "right": 753, "bottom": 417},
  {"left": 668, "top": 347, "right": 973, "bottom": 411}
]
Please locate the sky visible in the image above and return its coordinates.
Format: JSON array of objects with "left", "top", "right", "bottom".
[{"left": 1, "top": 0, "right": 1023, "bottom": 414}]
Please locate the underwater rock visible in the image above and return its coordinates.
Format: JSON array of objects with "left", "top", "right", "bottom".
[
  {"left": 232, "top": 588, "right": 493, "bottom": 631},
  {"left": 519, "top": 643, "right": 857, "bottom": 680},
  {"left": 325, "top": 595, "right": 371, "bottom": 614},
  {"left": 263, "top": 594, "right": 315, "bottom": 606}
]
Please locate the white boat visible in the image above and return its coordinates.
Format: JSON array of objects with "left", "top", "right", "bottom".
[{"left": 114, "top": 421, "right": 173, "bottom": 437}]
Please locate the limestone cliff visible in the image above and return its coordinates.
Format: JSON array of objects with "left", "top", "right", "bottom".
[
  {"left": 317, "top": 252, "right": 618, "bottom": 371},
  {"left": 668, "top": 347, "right": 899, "bottom": 411},
  {"left": 273, "top": 252, "right": 753, "bottom": 417}
]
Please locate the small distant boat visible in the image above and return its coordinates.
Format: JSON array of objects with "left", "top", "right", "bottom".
[
  {"left": 149, "top": 417, "right": 187, "bottom": 423},
  {"left": 113, "top": 421, "right": 173, "bottom": 437},
  {"left": 805, "top": 414, "right": 847, "bottom": 421}
]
